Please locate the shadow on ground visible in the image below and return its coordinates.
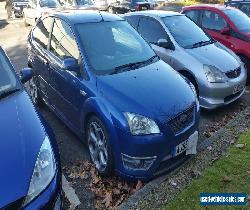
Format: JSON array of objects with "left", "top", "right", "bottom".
[{"left": 0, "top": 19, "right": 9, "bottom": 29}]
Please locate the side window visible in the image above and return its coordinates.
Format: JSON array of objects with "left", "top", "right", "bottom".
[
  {"left": 50, "top": 19, "right": 79, "bottom": 61},
  {"left": 32, "top": 17, "right": 53, "bottom": 49},
  {"left": 125, "top": 16, "right": 140, "bottom": 29},
  {"left": 185, "top": 10, "right": 200, "bottom": 24},
  {"left": 202, "top": 10, "right": 227, "bottom": 31},
  {"left": 138, "top": 17, "right": 166, "bottom": 44}
]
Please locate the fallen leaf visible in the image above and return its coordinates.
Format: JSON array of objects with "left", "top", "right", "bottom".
[
  {"left": 103, "top": 192, "right": 112, "bottom": 208},
  {"left": 191, "top": 169, "right": 201, "bottom": 178},
  {"left": 223, "top": 175, "right": 232, "bottom": 182},
  {"left": 235, "top": 144, "right": 245, "bottom": 148},
  {"left": 93, "top": 175, "right": 101, "bottom": 184},
  {"left": 169, "top": 180, "right": 177, "bottom": 187},
  {"left": 207, "top": 146, "right": 212, "bottom": 151},
  {"left": 135, "top": 180, "right": 143, "bottom": 191}
]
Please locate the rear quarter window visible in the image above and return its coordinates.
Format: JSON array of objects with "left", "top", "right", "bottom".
[
  {"left": 185, "top": 10, "right": 200, "bottom": 24},
  {"left": 124, "top": 16, "right": 140, "bottom": 29}
]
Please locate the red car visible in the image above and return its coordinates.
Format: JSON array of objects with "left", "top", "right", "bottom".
[{"left": 181, "top": 4, "right": 250, "bottom": 82}]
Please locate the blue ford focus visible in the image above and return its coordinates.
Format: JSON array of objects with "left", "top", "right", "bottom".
[
  {"left": 27, "top": 11, "right": 199, "bottom": 181},
  {"left": 0, "top": 47, "right": 61, "bottom": 209}
]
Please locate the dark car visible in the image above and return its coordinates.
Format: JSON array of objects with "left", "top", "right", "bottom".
[
  {"left": 27, "top": 11, "right": 199, "bottom": 181},
  {"left": 5, "top": 0, "right": 28, "bottom": 18},
  {"left": 0, "top": 46, "right": 62, "bottom": 209},
  {"left": 225, "top": 0, "right": 250, "bottom": 16},
  {"left": 108, "top": 0, "right": 150, "bottom": 14},
  {"left": 182, "top": 4, "right": 250, "bottom": 83}
]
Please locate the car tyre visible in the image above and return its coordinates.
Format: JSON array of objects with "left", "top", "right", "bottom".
[
  {"left": 29, "top": 76, "right": 43, "bottom": 107},
  {"left": 87, "top": 116, "right": 114, "bottom": 177}
]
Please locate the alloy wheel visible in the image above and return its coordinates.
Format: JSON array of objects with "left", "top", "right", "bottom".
[{"left": 88, "top": 121, "right": 108, "bottom": 172}]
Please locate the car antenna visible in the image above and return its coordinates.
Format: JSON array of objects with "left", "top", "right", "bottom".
[{"left": 98, "top": 11, "right": 104, "bottom": 22}]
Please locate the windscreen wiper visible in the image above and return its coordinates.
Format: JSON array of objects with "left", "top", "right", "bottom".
[
  {"left": 110, "top": 55, "right": 159, "bottom": 75},
  {"left": 0, "top": 88, "right": 20, "bottom": 100},
  {"left": 192, "top": 39, "right": 215, "bottom": 48}
]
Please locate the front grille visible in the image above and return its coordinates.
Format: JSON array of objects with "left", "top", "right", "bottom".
[
  {"left": 168, "top": 105, "right": 194, "bottom": 135},
  {"left": 225, "top": 67, "right": 241, "bottom": 79}
]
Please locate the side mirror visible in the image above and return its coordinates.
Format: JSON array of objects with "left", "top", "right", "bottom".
[
  {"left": 220, "top": 27, "right": 230, "bottom": 35},
  {"left": 157, "top": 38, "right": 170, "bottom": 49},
  {"left": 20, "top": 68, "right": 33, "bottom": 83},
  {"left": 62, "top": 57, "right": 80, "bottom": 74}
]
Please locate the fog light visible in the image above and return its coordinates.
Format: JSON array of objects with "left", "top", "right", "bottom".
[{"left": 122, "top": 154, "right": 156, "bottom": 171}]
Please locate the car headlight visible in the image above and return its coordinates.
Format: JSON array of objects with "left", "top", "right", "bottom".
[
  {"left": 204, "top": 65, "right": 227, "bottom": 83},
  {"left": 124, "top": 112, "right": 160, "bottom": 135},
  {"left": 23, "top": 136, "right": 56, "bottom": 206}
]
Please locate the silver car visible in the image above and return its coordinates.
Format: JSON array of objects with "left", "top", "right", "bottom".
[{"left": 124, "top": 11, "right": 247, "bottom": 109}]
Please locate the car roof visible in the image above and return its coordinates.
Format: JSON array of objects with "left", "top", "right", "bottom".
[
  {"left": 184, "top": 4, "right": 237, "bottom": 11},
  {"left": 52, "top": 10, "right": 123, "bottom": 24},
  {"left": 124, "top": 10, "right": 182, "bottom": 18}
]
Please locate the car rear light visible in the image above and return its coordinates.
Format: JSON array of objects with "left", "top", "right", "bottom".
[{"left": 122, "top": 154, "right": 156, "bottom": 171}]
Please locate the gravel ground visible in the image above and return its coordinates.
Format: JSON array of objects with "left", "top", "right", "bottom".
[{"left": 119, "top": 106, "right": 250, "bottom": 210}]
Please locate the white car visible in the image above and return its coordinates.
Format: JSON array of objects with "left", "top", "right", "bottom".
[{"left": 23, "top": 0, "right": 61, "bottom": 26}]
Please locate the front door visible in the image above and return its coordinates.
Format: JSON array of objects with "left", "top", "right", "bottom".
[
  {"left": 201, "top": 10, "right": 233, "bottom": 49},
  {"left": 47, "top": 18, "right": 86, "bottom": 129},
  {"left": 137, "top": 16, "right": 174, "bottom": 66}
]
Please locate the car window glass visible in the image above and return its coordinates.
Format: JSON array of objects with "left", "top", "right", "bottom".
[
  {"left": 138, "top": 17, "right": 166, "bottom": 44},
  {"left": 185, "top": 10, "right": 200, "bottom": 24},
  {"left": 224, "top": 9, "right": 250, "bottom": 33},
  {"left": 239, "top": 3, "right": 250, "bottom": 16},
  {"left": 124, "top": 16, "right": 140, "bottom": 29},
  {"left": 202, "top": 10, "right": 227, "bottom": 30},
  {"left": 33, "top": 17, "right": 53, "bottom": 49},
  {"left": 76, "top": 21, "right": 155, "bottom": 75},
  {"left": 0, "top": 50, "right": 17, "bottom": 93},
  {"left": 50, "top": 19, "right": 79, "bottom": 61},
  {"left": 163, "top": 15, "right": 210, "bottom": 48},
  {"left": 39, "top": 0, "right": 60, "bottom": 7}
]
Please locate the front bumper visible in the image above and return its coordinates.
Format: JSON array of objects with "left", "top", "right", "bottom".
[
  {"left": 113, "top": 109, "right": 199, "bottom": 181},
  {"left": 24, "top": 170, "right": 62, "bottom": 210},
  {"left": 199, "top": 68, "right": 247, "bottom": 109}
]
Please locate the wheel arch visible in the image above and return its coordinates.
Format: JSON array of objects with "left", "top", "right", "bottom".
[{"left": 178, "top": 69, "right": 199, "bottom": 96}]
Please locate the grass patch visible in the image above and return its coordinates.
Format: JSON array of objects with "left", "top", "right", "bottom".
[{"left": 165, "top": 130, "right": 250, "bottom": 210}]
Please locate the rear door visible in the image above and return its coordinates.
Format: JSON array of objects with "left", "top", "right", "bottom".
[
  {"left": 47, "top": 18, "right": 84, "bottom": 129},
  {"left": 201, "top": 10, "right": 232, "bottom": 48},
  {"left": 30, "top": 17, "right": 54, "bottom": 100}
]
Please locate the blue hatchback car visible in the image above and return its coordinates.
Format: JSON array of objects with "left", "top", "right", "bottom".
[
  {"left": 0, "top": 47, "right": 61, "bottom": 209},
  {"left": 27, "top": 11, "right": 199, "bottom": 181}
]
